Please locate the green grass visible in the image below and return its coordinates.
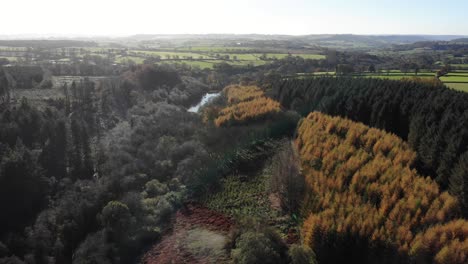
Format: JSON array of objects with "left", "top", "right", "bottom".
[
  {"left": 187, "top": 46, "right": 254, "bottom": 52},
  {"left": 158, "top": 60, "right": 216, "bottom": 69},
  {"left": 445, "top": 83, "right": 468, "bottom": 92},
  {"left": 218, "top": 53, "right": 260, "bottom": 60},
  {"left": 451, "top": 64, "right": 468, "bottom": 68},
  {"left": 265, "top": 53, "right": 325, "bottom": 60},
  {"left": 221, "top": 53, "right": 325, "bottom": 60},
  {"left": 202, "top": 172, "right": 277, "bottom": 219},
  {"left": 131, "top": 50, "right": 212, "bottom": 59},
  {"left": 445, "top": 72, "right": 468, "bottom": 76},
  {"left": 440, "top": 76, "right": 468, "bottom": 82},
  {"left": 158, "top": 59, "right": 267, "bottom": 69},
  {"left": 0, "top": 56, "right": 18, "bottom": 61},
  {"left": 364, "top": 75, "right": 433, "bottom": 80}
]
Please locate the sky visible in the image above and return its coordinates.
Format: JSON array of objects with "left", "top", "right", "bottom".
[{"left": 1, "top": 0, "right": 467, "bottom": 36}]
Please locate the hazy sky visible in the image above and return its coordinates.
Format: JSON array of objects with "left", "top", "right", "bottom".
[{"left": 2, "top": 0, "right": 467, "bottom": 36}]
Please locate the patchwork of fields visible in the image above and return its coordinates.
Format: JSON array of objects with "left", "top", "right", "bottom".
[{"left": 119, "top": 49, "right": 325, "bottom": 68}]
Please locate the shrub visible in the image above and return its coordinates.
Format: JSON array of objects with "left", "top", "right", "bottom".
[
  {"left": 143, "top": 179, "right": 168, "bottom": 198},
  {"left": 288, "top": 244, "right": 317, "bottom": 264},
  {"left": 229, "top": 218, "right": 288, "bottom": 264},
  {"left": 231, "top": 230, "right": 287, "bottom": 264}
]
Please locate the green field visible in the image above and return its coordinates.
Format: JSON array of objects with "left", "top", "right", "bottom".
[
  {"left": 440, "top": 76, "right": 468, "bottom": 82},
  {"left": 445, "top": 72, "right": 468, "bottom": 76},
  {"left": 0, "top": 56, "right": 18, "bottom": 61},
  {"left": 451, "top": 64, "right": 468, "bottom": 67},
  {"left": 217, "top": 53, "right": 260, "bottom": 60},
  {"left": 122, "top": 50, "right": 325, "bottom": 68},
  {"left": 177, "top": 46, "right": 255, "bottom": 52},
  {"left": 265, "top": 53, "right": 325, "bottom": 60},
  {"left": 158, "top": 59, "right": 267, "bottom": 69},
  {"left": 115, "top": 56, "right": 146, "bottom": 64},
  {"left": 357, "top": 72, "right": 436, "bottom": 80},
  {"left": 445, "top": 83, "right": 468, "bottom": 92},
  {"left": 132, "top": 50, "right": 212, "bottom": 59}
]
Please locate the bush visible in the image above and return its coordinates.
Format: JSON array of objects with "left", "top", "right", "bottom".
[
  {"left": 288, "top": 244, "right": 317, "bottom": 264},
  {"left": 143, "top": 179, "right": 168, "bottom": 198},
  {"left": 230, "top": 219, "right": 288, "bottom": 264},
  {"left": 231, "top": 230, "right": 286, "bottom": 264}
]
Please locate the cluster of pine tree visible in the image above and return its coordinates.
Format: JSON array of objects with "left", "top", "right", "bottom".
[
  {"left": 296, "top": 112, "right": 467, "bottom": 263},
  {"left": 215, "top": 85, "right": 281, "bottom": 127},
  {"left": 273, "top": 77, "right": 468, "bottom": 215}
]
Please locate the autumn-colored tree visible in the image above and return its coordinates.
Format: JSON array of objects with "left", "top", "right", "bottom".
[
  {"left": 296, "top": 112, "right": 467, "bottom": 263},
  {"left": 214, "top": 85, "right": 281, "bottom": 127}
]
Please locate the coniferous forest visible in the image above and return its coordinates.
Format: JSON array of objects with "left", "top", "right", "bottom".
[{"left": 274, "top": 77, "right": 468, "bottom": 215}]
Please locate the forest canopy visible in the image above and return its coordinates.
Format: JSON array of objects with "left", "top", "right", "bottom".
[
  {"left": 274, "top": 77, "right": 468, "bottom": 215},
  {"left": 296, "top": 112, "right": 467, "bottom": 264}
]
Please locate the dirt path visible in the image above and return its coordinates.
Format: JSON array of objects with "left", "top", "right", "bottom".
[{"left": 142, "top": 203, "right": 234, "bottom": 264}]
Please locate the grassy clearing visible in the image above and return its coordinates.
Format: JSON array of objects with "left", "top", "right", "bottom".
[
  {"left": 203, "top": 171, "right": 277, "bottom": 219},
  {"left": 202, "top": 159, "right": 296, "bottom": 239},
  {"left": 184, "top": 228, "right": 228, "bottom": 260}
]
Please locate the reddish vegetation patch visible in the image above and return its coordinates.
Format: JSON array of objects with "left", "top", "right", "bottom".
[{"left": 142, "top": 203, "right": 234, "bottom": 264}]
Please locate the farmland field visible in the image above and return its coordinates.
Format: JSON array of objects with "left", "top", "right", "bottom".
[
  {"left": 440, "top": 75, "right": 468, "bottom": 82},
  {"left": 0, "top": 56, "right": 18, "bottom": 61},
  {"left": 175, "top": 46, "right": 255, "bottom": 52},
  {"left": 364, "top": 75, "right": 434, "bottom": 80},
  {"left": 115, "top": 55, "right": 146, "bottom": 64},
  {"left": 131, "top": 50, "right": 212, "bottom": 59},
  {"left": 265, "top": 53, "right": 325, "bottom": 60},
  {"left": 445, "top": 83, "right": 468, "bottom": 92}
]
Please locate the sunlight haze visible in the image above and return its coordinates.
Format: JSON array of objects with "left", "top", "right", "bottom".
[{"left": 2, "top": 0, "right": 467, "bottom": 36}]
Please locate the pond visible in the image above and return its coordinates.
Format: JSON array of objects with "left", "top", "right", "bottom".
[{"left": 188, "top": 92, "right": 221, "bottom": 113}]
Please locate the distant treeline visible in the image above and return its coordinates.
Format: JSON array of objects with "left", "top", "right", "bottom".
[
  {"left": 0, "top": 40, "right": 97, "bottom": 48},
  {"left": 272, "top": 77, "right": 468, "bottom": 214}
]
